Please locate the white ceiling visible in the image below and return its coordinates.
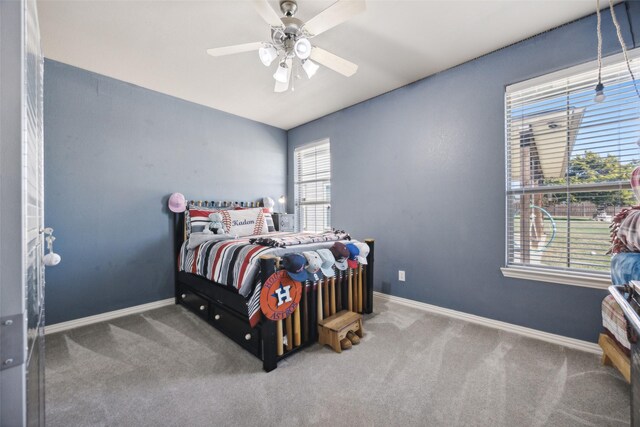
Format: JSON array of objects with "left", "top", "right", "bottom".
[{"left": 38, "top": 0, "right": 603, "bottom": 130}]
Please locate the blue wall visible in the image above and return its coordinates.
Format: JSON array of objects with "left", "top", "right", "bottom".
[
  {"left": 287, "top": 2, "right": 640, "bottom": 342},
  {"left": 44, "top": 60, "right": 287, "bottom": 324}
]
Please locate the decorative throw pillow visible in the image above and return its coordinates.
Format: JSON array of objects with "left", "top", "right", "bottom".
[
  {"left": 237, "top": 207, "right": 275, "bottom": 233},
  {"left": 220, "top": 208, "right": 266, "bottom": 237},
  {"left": 186, "top": 207, "right": 220, "bottom": 235},
  {"left": 263, "top": 212, "right": 276, "bottom": 233}
]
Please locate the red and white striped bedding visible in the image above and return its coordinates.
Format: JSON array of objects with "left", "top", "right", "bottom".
[
  {"left": 179, "top": 235, "right": 272, "bottom": 297},
  {"left": 178, "top": 231, "right": 353, "bottom": 327}
]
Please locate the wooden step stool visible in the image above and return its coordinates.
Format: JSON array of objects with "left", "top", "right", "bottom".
[{"left": 318, "top": 310, "right": 363, "bottom": 353}]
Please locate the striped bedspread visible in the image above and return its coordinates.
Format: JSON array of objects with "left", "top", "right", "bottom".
[
  {"left": 178, "top": 231, "right": 353, "bottom": 327},
  {"left": 179, "top": 236, "right": 272, "bottom": 297}
]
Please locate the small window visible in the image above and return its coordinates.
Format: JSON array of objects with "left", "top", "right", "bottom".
[
  {"left": 294, "top": 140, "right": 331, "bottom": 233},
  {"left": 504, "top": 49, "right": 640, "bottom": 287}
]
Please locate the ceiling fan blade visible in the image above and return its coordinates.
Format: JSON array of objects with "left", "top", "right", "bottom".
[
  {"left": 254, "top": 0, "right": 284, "bottom": 27},
  {"left": 310, "top": 47, "right": 358, "bottom": 77},
  {"left": 303, "top": 0, "right": 366, "bottom": 37},
  {"left": 206, "top": 42, "right": 264, "bottom": 57},
  {"left": 274, "top": 59, "right": 292, "bottom": 93}
]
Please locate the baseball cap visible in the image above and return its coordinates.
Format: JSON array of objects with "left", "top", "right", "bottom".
[
  {"left": 345, "top": 243, "right": 360, "bottom": 269},
  {"left": 262, "top": 197, "right": 275, "bottom": 211},
  {"left": 282, "top": 253, "right": 308, "bottom": 282},
  {"left": 354, "top": 242, "right": 370, "bottom": 265},
  {"left": 316, "top": 249, "right": 336, "bottom": 278},
  {"left": 303, "top": 251, "right": 324, "bottom": 281},
  {"left": 330, "top": 242, "right": 349, "bottom": 271},
  {"left": 168, "top": 192, "right": 186, "bottom": 213}
]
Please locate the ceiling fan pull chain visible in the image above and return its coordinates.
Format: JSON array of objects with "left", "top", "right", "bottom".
[{"left": 594, "top": 0, "right": 605, "bottom": 102}]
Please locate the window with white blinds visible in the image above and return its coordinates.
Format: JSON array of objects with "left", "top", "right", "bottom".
[
  {"left": 294, "top": 140, "right": 331, "bottom": 233},
  {"left": 505, "top": 49, "right": 640, "bottom": 285}
]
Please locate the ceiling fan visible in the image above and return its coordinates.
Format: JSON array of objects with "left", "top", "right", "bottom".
[{"left": 206, "top": 0, "right": 366, "bottom": 92}]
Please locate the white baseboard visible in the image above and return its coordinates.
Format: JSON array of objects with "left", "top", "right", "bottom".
[
  {"left": 373, "top": 292, "right": 601, "bottom": 355},
  {"left": 45, "top": 298, "right": 175, "bottom": 335}
]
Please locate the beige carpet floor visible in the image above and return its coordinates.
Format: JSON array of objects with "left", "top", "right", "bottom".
[{"left": 46, "top": 297, "right": 630, "bottom": 426}]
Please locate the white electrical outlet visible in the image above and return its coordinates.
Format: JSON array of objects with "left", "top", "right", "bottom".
[{"left": 398, "top": 270, "right": 405, "bottom": 282}]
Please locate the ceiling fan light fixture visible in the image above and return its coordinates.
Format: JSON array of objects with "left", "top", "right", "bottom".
[
  {"left": 302, "top": 59, "right": 319, "bottom": 79},
  {"left": 259, "top": 44, "right": 278, "bottom": 66},
  {"left": 294, "top": 38, "right": 311, "bottom": 60},
  {"left": 594, "top": 82, "right": 606, "bottom": 103},
  {"left": 273, "top": 62, "right": 289, "bottom": 83},
  {"left": 207, "top": 0, "right": 364, "bottom": 92}
]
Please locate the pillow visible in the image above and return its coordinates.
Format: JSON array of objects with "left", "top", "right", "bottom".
[
  {"left": 186, "top": 208, "right": 221, "bottom": 235},
  {"left": 187, "top": 232, "right": 234, "bottom": 250},
  {"left": 233, "top": 207, "right": 275, "bottom": 233},
  {"left": 220, "top": 208, "right": 266, "bottom": 237},
  {"left": 263, "top": 212, "right": 276, "bottom": 233}
]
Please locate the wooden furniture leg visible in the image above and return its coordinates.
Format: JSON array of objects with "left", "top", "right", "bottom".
[
  {"left": 356, "top": 319, "right": 364, "bottom": 337},
  {"left": 598, "top": 333, "right": 630, "bottom": 383}
]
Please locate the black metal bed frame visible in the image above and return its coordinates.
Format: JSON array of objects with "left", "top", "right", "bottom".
[{"left": 173, "top": 210, "right": 374, "bottom": 372}]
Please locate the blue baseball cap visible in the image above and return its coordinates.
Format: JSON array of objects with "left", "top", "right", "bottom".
[
  {"left": 282, "top": 253, "right": 308, "bottom": 282},
  {"left": 345, "top": 243, "right": 360, "bottom": 269}
]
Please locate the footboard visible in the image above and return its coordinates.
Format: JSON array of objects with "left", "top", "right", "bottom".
[{"left": 260, "top": 239, "right": 374, "bottom": 372}]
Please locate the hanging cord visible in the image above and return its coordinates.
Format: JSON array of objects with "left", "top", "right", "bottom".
[
  {"left": 608, "top": 0, "right": 640, "bottom": 99},
  {"left": 596, "top": 0, "right": 603, "bottom": 86}
]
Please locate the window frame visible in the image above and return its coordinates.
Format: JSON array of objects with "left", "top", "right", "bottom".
[
  {"left": 502, "top": 48, "right": 640, "bottom": 289},
  {"left": 293, "top": 139, "right": 331, "bottom": 233}
]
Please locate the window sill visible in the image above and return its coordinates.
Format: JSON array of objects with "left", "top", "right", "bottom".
[{"left": 501, "top": 266, "right": 611, "bottom": 290}]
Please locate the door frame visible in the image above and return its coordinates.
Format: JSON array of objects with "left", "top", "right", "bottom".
[{"left": 1, "top": 0, "right": 29, "bottom": 425}]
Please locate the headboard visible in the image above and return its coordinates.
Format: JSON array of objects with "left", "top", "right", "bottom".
[{"left": 186, "top": 200, "right": 264, "bottom": 210}]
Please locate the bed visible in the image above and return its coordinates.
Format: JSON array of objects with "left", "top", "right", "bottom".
[{"left": 173, "top": 201, "right": 375, "bottom": 372}]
